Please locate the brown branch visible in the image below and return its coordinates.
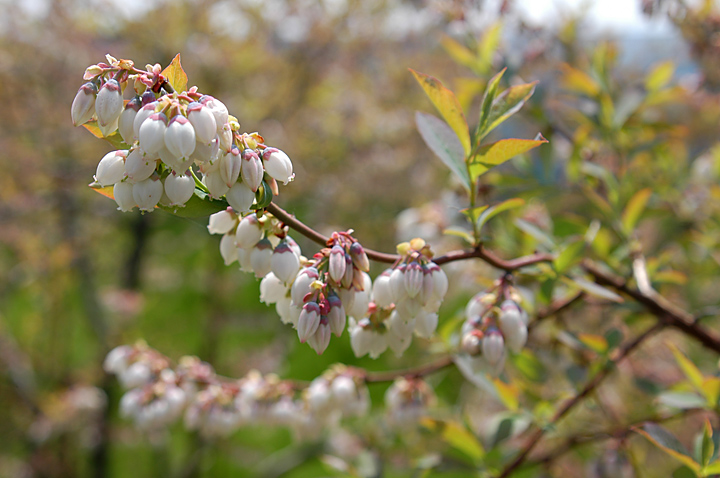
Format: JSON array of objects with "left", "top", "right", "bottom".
[
  {"left": 497, "top": 322, "right": 664, "bottom": 478},
  {"left": 582, "top": 260, "right": 720, "bottom": 354},
  {"left": 363, "top": 356, "right": 455, "bottom": 383}
]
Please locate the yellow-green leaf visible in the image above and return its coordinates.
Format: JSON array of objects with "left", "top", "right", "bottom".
[
  {"left": 441, "top": 36, "right": 478, "bottom": 72},
  {"left": 554, "top": 240, "right": 585, "bottom": 274},
  {"left": 668, "top": 342, "right": 705, "bottom": 395},
  {"left": 410, "top": 69, "right": 471, "bottom": 155},
  {"left": 560, "top": 63, "right": 601, "bottom": 97},
  {"left": 476, "top": 82, "right": 537, "bottom": 142},
  {"left": 82, "top": 122, "right": 130, "bottom": 150},
  {"left": 460, "top": 205, "right": 489, "bottom": 225},
  {"left": 415, "top": 112, "right": 471, "bottom": 190},
  {"left": 421, "top": 418, "right": 485, "bottom": 463},
  {"left": 476, "top": 198, "right": 525, "bottom": 231},
  {"left": 702, "top": 377, "right": 720, "bottom": 406},
  {"left": 621, "top": 188, "right": 652, "bottom": 235},
  {"left": 468, "top": 135, "right": 548, "bottom": 181},
  {"left": 646, "top": 61, "right": 675, "bottom": 92},
  {"left": 578, "top": 333, "right": 608, "bottom": 354},
  {"left": 653, "top": 270, "right": 688, "bottom": 285},
  {"left": 635, "top": 423, "right": 701, "bottom": 473},
  {"left": 492, "top": 377, "right": 519, "bottom": 411},
  {"left": 701, "top": 419, "right": 714, "bottom": 467},
  {"left": 161, "top": 53, "right": 188, "bottom": 93},
  {"left": 443, "top": 227, "right": 474, "bottom": 244},
  {"left": 479, "top": 23, "right": 502, "bottom": 73},
  {"left": 702, "top": 461, "right": 720, "bottom": 476}
]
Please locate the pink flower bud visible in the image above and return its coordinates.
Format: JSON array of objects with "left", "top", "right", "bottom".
[
  {"left": 327, "top": 295, "right": 346, "bottom": 337},
  {"left": 308, "top": 321, "right": 331, "bottom": 354},
  {"left": 133, "top": 102, "right": 158, "bottom": 139},
  {"left": 349, "top": 242, "right": 369, "bottom": 272},
  {"left": 71, "top": 82, "right": 97, "bottom": 126},
  {"left": 226, "top": 181, "right": 255, "bottom": 213},
  {"left": 165, "top": 115, "right": 196, "bottom": 160},
  {"left": 250, "top": 238, "right": 273, "bottom": 278},
  {"left": 291, "top": 267, "right": 319, "bottom": 305},
  {"left": 297, "top": 302, "right": 321, "bottom": 343},
  {"left": 95, "top": 79, "right": 124, "bottom": 127},
  {"left": 271, "top": 242, "right": 301, "bottom": 284},
  {"left": 219, "top": 147, "right": 242, "bottom": 187},
  {"left": 235, "top": 214, "right": 263, "bottom": 249},
  {"left": 404, "top": 262, "right": 423, "bottom": 298},
  {"left": 461, "top": 332, "right": 483, "bottom": 355},
  {"left": 139, "top": 113, "right": 168, "bottom": 155},
  {"left": 94, "top": 150, "right": 127, "bottom": 186},
  {"left": 482, "top": 329, "right": 505, "bottom": 366},
  {"left": 207, "top": 209, "right": 237, "bottom": 235},
  {"left": 118, "top": 97, "right": 141, "bottom": 144},
  {"left": 187, "top": 102, "right": 217, "bottom": 145},
  {"left": 113, "top": 181, "right": 135, "bottom": 212},
  {"left": 240, "top": 150, "right": 264, "bottom": 192},
  {"left": 328, "top": 245, "right": 346, "bottom": 284},
  {"left": 132, "top": 176, "right": 163, "bottom": 212},
  {"left": 163, "top": 171, "right": 195, "bottom": 206},
  {"left": 262, "top": 148, "right": 294, "bottom": 185}
]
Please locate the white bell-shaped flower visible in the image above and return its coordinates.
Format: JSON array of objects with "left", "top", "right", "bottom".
[
  {"left": 133, "top": 102, "right": 158, "bottom": 140},
  {"left": 226, "top": 181, "right": 255, "bottom": 213},
  {"left": 132, "top": 176, "right": 163, "bottom": 212},
  {"left": 241, "top": 150, "right": 264, "bottom": 192},
  {"left": 71, "top": 82, "right": 97, "bottom": 126},
  {"left": 259, "top": 272, "right": 287, "bottom": 304},
  {"left": 94, "top": 150, "right": 127, "bottom": 186},
  {"left": 482, "top": 329, "right": 505, "bottom": 366},
  {"left": 297, "top": 302, "right": 321, "bottom": 343},
  {"left": 270, "top": 242, "right": 301, "bottom": 284},
  {"left": 95, "top": 79, "right": 123, "bottom": 127},
  {"left": 250, "top": 239, "right": 273, "bottom": 278},
  {"left": 235, "top": 214, "right": 263, "bottom": 249},
  {"left": 200, "top": 95, "right": 229, "bottom": 131},
  {"left": 262, "top": 148, "right": 294, "bottom": 185},
  {"left": 187, "top": 102, "right": 217, "bottom": 145},
  {"left": 164, "top": 171, "right": 195, "bottom": 207},
  {"left": 291, "top": 267, "right": 319, "bottom": 306},
  {"left": 113, "top": 180, "right": 135, "bottom": 212},
  {"left": 138, "top": 113, "right": 168, "bottom": 155},
  {"left": 219, "top": 233, "right": 238, "bottom": 265},
  {"left": 165, "top": 115, "right": 196, "bottom": 160},
  {"left": 207, "top": 209, "right": 237, "bottom": 235},
  {"left": 308, "top": 321, "right": 331, "bottom": 354},
  {"left": 118, "top": 98, "right": 140, "bottom": 145},
  {"left": 124, "top": 148, "right": 156, "bottom": 182},
  {"left": 219, "top": 147, "right": 242, "bottom": 187},
  {"left": 203, "top": 170, "right": 231, "bottom": 199},
  {"left": 327, "top": 295, "right": 346, "bottom": 337}
]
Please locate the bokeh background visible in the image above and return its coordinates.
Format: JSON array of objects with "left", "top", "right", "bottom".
[{"left": 2, "top": 0, "right": 720, "bottom": 477}]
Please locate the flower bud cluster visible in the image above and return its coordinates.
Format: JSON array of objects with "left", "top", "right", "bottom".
[
  {"left": 104, "top": 344, "right": 371, "bottom": 439},
  {"left": 349, "top": 238, "right": 447, "bottom": 359},
  {"left": 384, "top": 377, "right": 435, "bottom": 430},
  {"left": 459, "top": 282, "right": 529, "bottom": 375},
  {"left": 74, "top": 55, "right": 294, "bottom": 213},
  {"left": 262, "top": 231, "right": 371, "bottom": 355}
]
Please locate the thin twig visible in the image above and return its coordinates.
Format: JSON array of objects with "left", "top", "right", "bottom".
[
  {"left": 363, "top": 356, "right": 455, "bottom": 383},
  {"left": 497, "top": 322, "right": 664, "bottom": 478}
]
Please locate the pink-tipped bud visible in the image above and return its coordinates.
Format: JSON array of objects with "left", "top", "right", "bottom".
[
  {"left": 499, "top": 301, "right": 527, "bottom": 353},
  {"left": 327, "top": 295, "right": 346, "bottom": 337},
  {"left": 124, "top": 148, "right": 156, "bottom": 182},
  {"left": 389, "top": 265, "right": 408, "bottom": 302},
  {"left": 250, "top": 238, "right": 273, "bottom": 278},
  {"left": 187, "top": 102, "right": 217, "bottom": 145},
  {"left": 240, "top": 150, "right": 263, "bottom": 192},
  {"left": 308, "top": 321, "right": 331, "bottom": 354},
  {"left": 262, "top": 148, "right": 294, "bottom": 185},
  {"left": 163, "top": 171, "right": 195, "bottom": 207},
  {"left": 165, "top": 115, "right": 196, "bottom": 159},
  {"left": 95, "top": 79, "right": 124, "bottom": 127},
  {"left": 226, "top": 181, "right": 255, "bottom": 213},
  {"left": 94, "top": 150, "right": 127, "bottom": 186},
  {"left": 235, "top": 214, "right": 263, "bottom": 249},
  {"left": 328, "top": 245, "right": 346, "bottom": 284},
  {"left": 349, "top": 242, "right": 369, "bottom": 272},
  {"left": 132, "top": 102, "right": 157, "bottom": 139},
  {"left": 461, "top": 331, "right": 483, "bottom": 356},
  {"left": 138, "top": 113, "right": 168, "bottom": 155},
  {"left": 271, "top": 242, "right": 301, "bottom": 284},
  {"left": 113, "top": 181, "right": 135, "bottom": 212},
  {"left": 297, "top": 302, "right": 321, "bottom": 343},
  {"left": 71, "top": 82, "right": 97, "bottom": 126},
  {"left": 207, "top": 209, "right": 237, "bottom": 235},
  {"left": 429, "top": 262, "right": 448, "bottom": 302},
  {"left": 341, "top": 254, "right": 354, "bottom": 289},
  {"left": 118, "top": 97, "right": 141, "bottom": 144},
  {"left": 220, "top": 147, "right": 242, "bottom": 187},
  {"left": 133, "top": 176, "right": 163, "bottom": 212},
  {"left": 199, "top": 95, "right": 229, "bottom": 131},
  {"left": 404, "top": 262, "right": 423, "bottom": 298}
]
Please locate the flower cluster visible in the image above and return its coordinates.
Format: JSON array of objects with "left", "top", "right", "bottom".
[
  {"left": 261, "top": 231, "right": 372, "bottom": 354},
  {"left": 384, "top": 377, "right": 435, "bottom": 430},
  {"left": 459, "top": 280, "right": 529, "bottom": 375},
  {"left": 103, "top": 344, "right": 372, "bottom": 439},
  {"left": 73, "top": 55, "right": 293, "bottom": 213},
  {"left": 349, "top": 238, "right": 448, "bottom": 358}
]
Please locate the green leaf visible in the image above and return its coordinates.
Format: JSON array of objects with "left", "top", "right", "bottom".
[
  {"left": 421, "top": 419, "right": 484, "bottom": 463},
  {"left": 477, "top": 82, "right": 537, "bottom": 142},
  {"left": 667, "top": 342, "right": 705, "bottom": 395},
  {"left": 468, "top": 135, "right": 548, "bottom": 181},
  {"left": 443, "top": 227, "right": 474, "bottom": 244},
  {"left": 702, "top": 460, "right": 720, "bottom": 476},
  {"left": 621, "top": 188, "right": 652, "bottom": 236},
  {"left": 674, "top": 465, "right": 701, "bottom": 478},
  {"left": 577, "top": 333, "right": 608, "bottom": 354},
  {"left": 658, "top": 391, "right": 707, "bottom": 410},
  {"left": 476, "top": 198, "right": 525, "bottom": 232},
  {"left": 410, "top": 69, "right": 471, "bottom": 155},
  {"left": 701, "top": 419, "right": 715, "bottom": 467},
  {"left": 567, "top": 276, "right": 624, "bottom": 303},
  {"left": 554, "top": 239, "right": 585, "bottom": 274},
  {"left": 646, "top": 61, "right": 675, "bottom": 92},
  {"left": 560, "top": 63, "right": 601, "bottom": 97},
  {"left": 635, "top": 423, "right": 701, "bottom": 473},
  {"left": 82, "top": 122, "right": 130, "bottom": 149},
  {"left": 702, "top": 377, "right": 720, "bottom": 407},
  {"left": 161, "top": 53, "right": 188, "bottom": 93},
  {"left": 510, "top": 349, "right": 547, "bottom": 383},
  {"left": 415, "top": 112, "right": 471, "bottom": 191},
  {"left": 477, "top": 69, "right": 506, "bottom": 141},
  {"left": 514, "top": 218, "right": 556, "bottom": 249},
  {"left": 479, "top": 23, "right": 502, "bottom": 73},
  {"left": 440, "top": 36, "right": 478, "bottom": 72}
]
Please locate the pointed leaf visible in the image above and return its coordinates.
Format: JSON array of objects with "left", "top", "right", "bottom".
[
  {"left": 477, "top": 69, "right": 506, "bottom": 140},
  {"left": 667, "top": 342, "right": 705, "bottom": 395},
  {"left": 441, "top": 36, "right": 478, "bottom": 71},
  {"left": 477, "top": 82, "right": 537, "bottom": 141},
  {"left": 443, "top": 227, "right": 474, "bottom": 244},
  {"left": 567, "top": 276, "right": 624, "bottom": 303},
  {"left": 621, "top": 188, "right": 652, "bottom": 235},
  {"left": 476, "top": 198, "right": 525, "bottom": 231},
  {"left": 82, "top": 122, "right": 130, "bottom": 150},
  {"left": 479, "top": 23, "right": 502, "bottom": 72},
  {"left": 577, "top": 333, "right": 608, "bottom": 354},
  {"left": 646, "top": 61, "right": 675, "bottom": 92},
  {"left": 702, "top": 377, "right": 720, "bottom": 407},
  {"left": 554, "top": 239, "right": 585, "bottom": 274},
  {"left": 657, "top": 391, "right": 707, "bottom": 410},
  {"left": 492, "top": 378, "right": 519, "bottom": 411},
  {"left": 161, "top": 54, "right": 188, "bottom": 93},
  {"left": 514, "top": 218, "right": 556, "bottom": 249},
  {"left": 468, "top": 135, "right": 548, "bottom": 181},
  {"left": 560, "top": 63, "right": 601, "bottom": 97},
  {"left": 702, "top": 461, "right": 720, "bottom": 475},
  {"left": 635, "top": 423, "right": 701, "bottom": 472},
  {"left": 701, "top": 419, "right": 714, "bottom": 467},
  {"left": 415, "top": 112, "right": 470, "bottom": 191},
  {"left": 460, "top": 205, "right": 489, "bottom": 224},
  {"left": 410, "top": 69, "right": 471, "bottom": 155}
]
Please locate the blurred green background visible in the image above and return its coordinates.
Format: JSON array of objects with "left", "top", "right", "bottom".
[{"left": 2, "top": 0, "right": 720, "bottom": 477}]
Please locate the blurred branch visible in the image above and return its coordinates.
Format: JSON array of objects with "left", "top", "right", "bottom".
[
  {"left": 529, "top": 292, "right": 585, "bottom": 331},
  {"left": 582, "top": 260, "right": 720, "bottom": 354},
  {"left": 363, "top": 356, "right": 455, "bottom": 383},
  {"left": 497, "top": 321, "right": 664, "bottom": 478}
]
